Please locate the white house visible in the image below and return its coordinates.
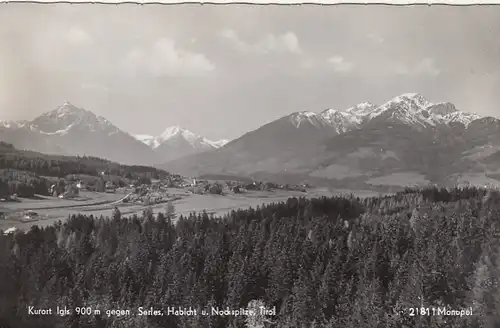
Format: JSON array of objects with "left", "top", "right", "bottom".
[
  {"left": 62, "top": 184, "right": 80, "bottom": 199},
  {"left": 3, "top": 227, "right": 17, "bottom": 235},
  {"left": 76, "top": 180, "right": 85, "bottom": 189}
]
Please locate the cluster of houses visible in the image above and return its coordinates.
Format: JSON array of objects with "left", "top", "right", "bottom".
[
  {"left": 184, "top": 179, "right": 309, "bottom": 195},
  {"left": 160, "top": 175, "right": 186, "bottom": 188},
  {"left": 142, "top": 177, "right": 207, "bottom": 191},
  {"left": 227, "top": 181, "right": 309, "bottom": 193},
  {"left": 50, "top": 183, "right": 80, "bottom": 199},
  {"left": 118, "top": 176, "right": 311, "bottom": 205},
  {"left": 49, "top": 178, "right": 119, "bottom": 199}
]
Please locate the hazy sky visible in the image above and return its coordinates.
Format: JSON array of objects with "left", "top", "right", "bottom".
[{"left": 0, "top": 4, "right": 499, "bottom": 141}]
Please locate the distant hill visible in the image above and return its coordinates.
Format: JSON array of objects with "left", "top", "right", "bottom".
[{"left": 0, "top": 141, "right": 173, "bottom": 180}]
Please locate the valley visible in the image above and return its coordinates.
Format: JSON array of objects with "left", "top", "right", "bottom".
[
  {"left": 0, "top": 179, "right": 381, "bottom": 233},
  {"left": 2, "top": 92, "right": 500, "bottom": 235}
]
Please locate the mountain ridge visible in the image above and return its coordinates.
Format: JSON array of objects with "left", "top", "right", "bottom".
[
  {"left": 161, "top": 93, "right": 500, "bottom": 190},
  {"left": 286, "top": 93, "right": 484, "bottom": 133},
  {"left": 0, "top": 102, "right": 230, "bottom": 166},
  {"left": 0, "top": 102, "right": 158, "bottom": 165}
]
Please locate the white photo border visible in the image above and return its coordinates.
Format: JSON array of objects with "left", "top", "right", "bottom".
[{"left": 1, "top": 0, "right": 499, "bottom": 5}]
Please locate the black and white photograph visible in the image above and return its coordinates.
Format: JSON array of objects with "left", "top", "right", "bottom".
[{"left": 1, "top": 2, "right": 500, "bottom": 328}]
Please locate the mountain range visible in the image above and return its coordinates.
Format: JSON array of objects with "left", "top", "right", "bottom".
[
  {"left": 0, "top": 102, "right": 227, "bottom": 166},
  {"left": 161, "top": 93, "right": 500, "bottom": 190},
  {"left": 3, "top": 94, "right": 500, "bottom": 191}
]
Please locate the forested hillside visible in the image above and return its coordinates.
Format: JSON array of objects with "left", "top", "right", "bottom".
[
  {"left": 0, "top": 142, "right": 171, "bottom": 180},
  {"left": 1, "top": 186, "right": 499, "bottom": 328},
  {"left": 0, "top": 142, "right": 175, "bottom": 198}
]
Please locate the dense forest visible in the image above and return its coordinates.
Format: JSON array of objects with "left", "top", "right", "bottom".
[
  {"left": 0, "top": 169, "right": 52, "bottom": 198},
  {"left": 0, "top": 142, "right": 175, "bottom": 197},
  {"left": 1, "top": 186, "right": 499, "bottom": 328}
]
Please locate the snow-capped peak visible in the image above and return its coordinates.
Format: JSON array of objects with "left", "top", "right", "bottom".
[
  {"left": 287, "top": 107, "right": 364, "bottom": 132},
  {"left": 53, "top": 102, "right": 87, "bottom": 118},
  {"left": 356, "top": 93, "right": 440, "bottom": 129},
  {"left": 60, "top": 101, "right": 75, "bottom": 108},
  {"left": 135, "top": 126, "right": 229, "bottom": 150},
  {"left": 159, "top": 125, "right": 183, "bottom": 140},
  {"left": 291, "top": 111, "right": 317, "bottom": 120},
  {"left": 358, "top": 93, "right": 484, "bottom": 128},
  {"left": 358, "top": 102, "right": 375, "bottom": 108},
  {"left": 393, "top": 93, "right": 430, "bottom": 105},
  {"left": 158, "top": 126, "right": 200, "bottom": 144},
  {"left": 285, "top": 93, "right": 484, "bottom": 132},
  {"left": 31, "top": 102, "right": 120, "bottom": 135},
  {"left": 369, "top": 93, "right": 431, "bottom": 118},
  {"left": 134, "top": 134, "right": 160, "bottom": 148},
  {"left": 320, "top": 108, "right": 362, "bottom": 133},
  {"left": 289, "top": 111, "right": 326, "bottom": 128},
  {"left": 321, "top": 108, "right": 340, "bottom": 116},
  {"left": 344, "top": 102, "right": 377, "bottom": 117},
  {"left": 320, "top": 108, "right": 345, "bottom": 122},
  {"left": 206, "top": 139, "right": 229, "bottom": 148},
  {"left": 398, "top": 92, "right": 429, "bottom": 102},
  {"left": 441, "top": 111, "right": 482, "bottom": 127}
]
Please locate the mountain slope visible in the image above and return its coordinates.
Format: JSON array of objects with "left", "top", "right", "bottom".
[
  {"left": 0, "top": 123, "right": 68, "bottom": 155},
  {"left": 0, "top": 102, "right": 160, "bottom": 165},
  {"left": 162, "top": 110, "right": 349, "bottom": 177},
  {"left": 162, "top": 93, "right": 499, "bottom": 189},
  {"left": 134, "top": 126, "right": 229, "bottom": 162}
]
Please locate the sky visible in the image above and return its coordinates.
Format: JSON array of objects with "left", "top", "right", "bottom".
[{"left": 0, "top": 4, "right": 499, "bottom": 141}]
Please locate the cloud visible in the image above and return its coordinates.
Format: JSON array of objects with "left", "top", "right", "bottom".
[
  {"left": 220, "top": 29, "right": 302, "bottom": 55},
  {"left": 300, "top": 59, "right": 315, "bottom": 69},
  {"left": 327, "top": 56, "right": 356, "bottom": 72},
  {"left": 122, "top": 38, "right": 215, "bottom": 77},
  {"left": 394, "top": 58, "right": 440, "bottom": 77},
  {"left": 64, "top": 27, "right": 93, "bottom": 46},
  {"left": 367, "top": 33, "right": 385, "bottom": 45}
]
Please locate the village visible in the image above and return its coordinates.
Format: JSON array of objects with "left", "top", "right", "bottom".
[
  {"left": 45, "top": 174, "right": 308, "bottom": 202},
  {"left": 1, "top": 173, "right": 312, "bottom": 234},
  {"left": 117, "top": 176, "right": 310, "bottom": 206}
]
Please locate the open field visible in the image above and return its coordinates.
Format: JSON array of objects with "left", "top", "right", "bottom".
[
  {"left": 0, "top": 191, "right": 127, "bottom": 211},
  {"left": 0, "top": 187, "right": 383, "bottom": 232}
]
